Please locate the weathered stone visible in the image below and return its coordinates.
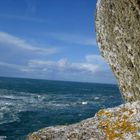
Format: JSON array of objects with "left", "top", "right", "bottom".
[
  {"left": 96, "top": 0, "right": 140, "bottom": 102},
  {"left": 27, "top": 101, "right": 140, "bottom": 140}
]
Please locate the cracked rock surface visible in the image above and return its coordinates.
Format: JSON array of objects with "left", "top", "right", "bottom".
[{"left": 96, "top": 0, "right": 140, "bottom": 102}]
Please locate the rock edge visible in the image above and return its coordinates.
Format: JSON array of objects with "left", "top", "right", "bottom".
[{"left": 27, "top": 101, "right": 140, "bottom": 140}]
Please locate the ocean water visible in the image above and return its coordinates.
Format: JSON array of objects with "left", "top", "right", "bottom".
[{"left": 0, "top": 77, "right": 123, "bottom": 140}]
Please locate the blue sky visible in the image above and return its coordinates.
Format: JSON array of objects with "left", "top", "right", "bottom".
[{"left": 0, "top": 0, "right": 116, "bottom": 84}]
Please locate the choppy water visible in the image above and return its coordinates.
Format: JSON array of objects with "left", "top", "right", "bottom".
[{"left": 0, "top": 77, "right": 123, "bottom": 140}]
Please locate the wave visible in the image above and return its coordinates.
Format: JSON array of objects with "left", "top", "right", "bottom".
[
  {"left": 0, "top": 136, "right": 7, "bottom": 140},
  {"left": 82, "top": 101, "right": 88, "bottom": 105},
  {"left": 0, "top": 88, "right": 119, "bottom": 125}
]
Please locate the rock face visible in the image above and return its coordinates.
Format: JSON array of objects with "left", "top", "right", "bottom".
[
  {"left": 96, "top": 0, "right": 140, "bottom": 102},
  {"left": 27, "top": 101, "right": 140, "bottom": 140}
]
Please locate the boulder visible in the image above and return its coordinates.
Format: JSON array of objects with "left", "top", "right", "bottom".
[
  {"left": 27, "top": 101, "right": 140, "bottom": 140},
  {"left": 96, "top": 0, "right": 140, "bottom": 102}
]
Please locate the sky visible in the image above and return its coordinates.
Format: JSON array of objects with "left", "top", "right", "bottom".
[{"left": 0, "top": 0, "right": 116, "bottom": 84}]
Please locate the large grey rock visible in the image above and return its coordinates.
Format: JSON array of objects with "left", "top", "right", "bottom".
[{"left": 96, "top": 0, "right": 140, "bottom": 102}]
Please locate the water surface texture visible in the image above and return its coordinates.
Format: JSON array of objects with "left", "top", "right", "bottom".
[{"left": 0, "top": 77, "right": 123, "bottom": 140}]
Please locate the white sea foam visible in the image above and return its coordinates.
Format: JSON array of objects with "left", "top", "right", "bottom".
[
  {"left": 94, "top": 96, "right": 100, "bottom": 100},
  {"left": 0, "top": 89, "right": 49, "bottom": 124},
  {"left": 0, "top": 89, "right": 75, "bottom": 124},
  {"left": 0, "top": 136, "right": 7, "bottom": 140},
  {"left": 0, "top": 113, "right": 3, "bottom": 120},
  {"left": 82, "top": 101, "right": 88, "bottom": 105},
  {"left": 0, "top": 88, "right": 116, "bottom": 125}
]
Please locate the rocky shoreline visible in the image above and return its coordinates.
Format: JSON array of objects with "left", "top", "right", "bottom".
[{"left": 27, "top": 101, "right": 140, "bottom": 140}]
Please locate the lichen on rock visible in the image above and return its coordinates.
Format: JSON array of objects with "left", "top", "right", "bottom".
[{"left": 27, "top": 101, "right": 140, "bottom": 140}]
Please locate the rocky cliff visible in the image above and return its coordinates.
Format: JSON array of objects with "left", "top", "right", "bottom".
[
  {"left": 96, "top": 0, "right": 140, "bottom": 102},
  {"left": 27, "top": 0, "right": 140, "bottom": 139}
]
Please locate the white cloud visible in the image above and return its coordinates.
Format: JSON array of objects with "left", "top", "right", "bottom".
[
  {"left": 57, "top": 59, "right": 68, "bottom": 67},
  {"left": 19, "top": 54, "right": 115, "bottom": 83},
  {"left": 86, "top": 54, "right": 102, "bottom": 62},
  {"left": 0, "top": 31, "right": 115, "bottom": 83},
  {"left": 78, "top": 63, "right": 99, "bottom": 73},
  {"left": 21, "top": 54, "right": 109, "bottom": 75},
  {"left": 0, "top": 15, "right": 49, "bottom": 23},
  {"left": 49, "top": 32, "right": 96, "bottom": 46},
  {"left": 0, "top": 54, "right": 115, "bottom": 83},
  {"left": 0, "top": 32, "right": 58, "bottom": 54},
  {"left": 0, "top": 31, "right": 59, "bottom": 66},
  {"left": 85, "top": 54, "right": 107, "bottom": 66},
  {"left": 0, "top": 61, "right": 22, "bottom": 69},
  {"left": 23, "top": 57, "right": 99, "bottom": 74}
]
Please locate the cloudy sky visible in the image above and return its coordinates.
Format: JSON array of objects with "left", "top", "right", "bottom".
[{"left": 0, "top": 0, "right": 116, "bottom": 84}]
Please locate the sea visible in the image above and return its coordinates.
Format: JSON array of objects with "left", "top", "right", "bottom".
[{"left": 0, "top": 77, "right": 123, "bottom": 140}]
